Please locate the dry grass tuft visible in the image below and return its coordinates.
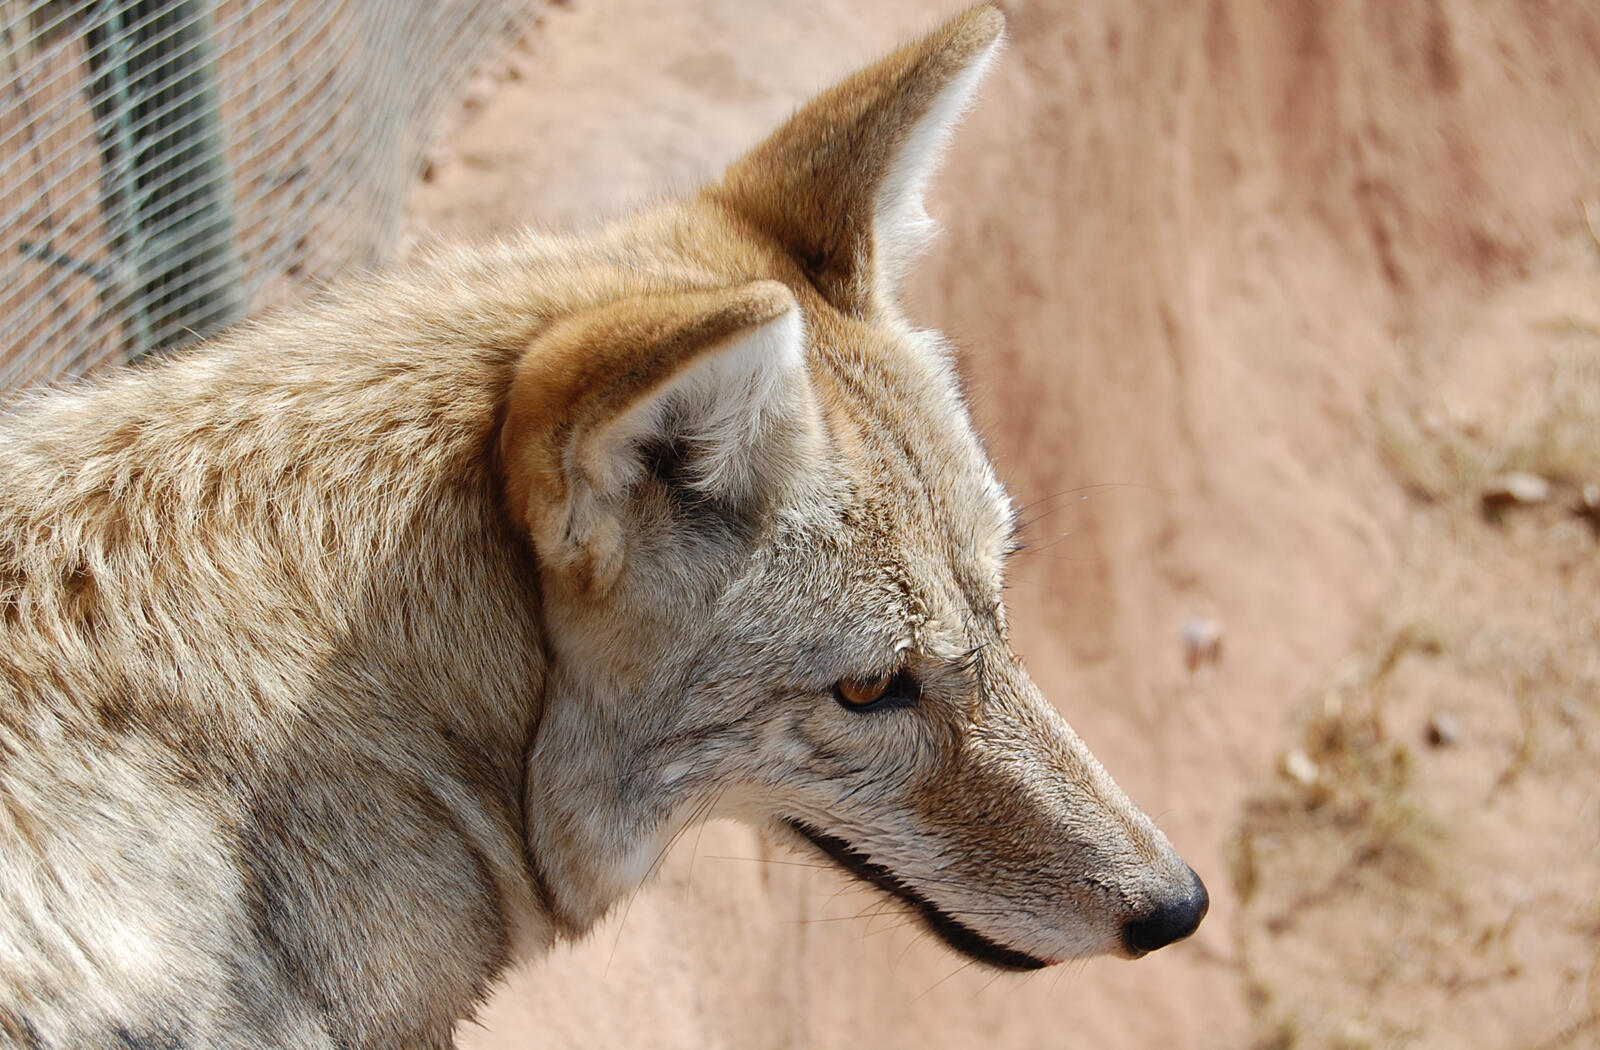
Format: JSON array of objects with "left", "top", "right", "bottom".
[
  {"left": 1376, "top": 344, "right": 1600, "bottom": 504},
  {"left": 1230, "top": 620, "right": 1448, "bottom": 916},
  {"left": 1232, "top": 239, "right": 1600, "bottom": 1050}
]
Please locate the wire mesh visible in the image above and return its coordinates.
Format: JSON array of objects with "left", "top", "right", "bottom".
[{"left": 0, "top": 0, "right": 532, "bottom": 391}]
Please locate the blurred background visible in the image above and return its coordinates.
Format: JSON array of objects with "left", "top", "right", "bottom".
[{"left": 5, "top": 2, "right": 1599, "bottom": 1047}]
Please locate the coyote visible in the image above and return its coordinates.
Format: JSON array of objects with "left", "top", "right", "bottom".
[{"left": 0, "top": 5, "right": 1205, "bottom": 1048}]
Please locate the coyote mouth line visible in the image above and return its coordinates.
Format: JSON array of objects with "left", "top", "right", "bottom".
[{"left": 785, "top": 819, "right": 1051, "bottom": 972}]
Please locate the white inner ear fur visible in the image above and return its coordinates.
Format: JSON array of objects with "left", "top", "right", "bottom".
[
  {"left": 576, "top": 305, "right": 807, "bottom": 500},
  {"left": 874, "top": 33, "right": 1003, "bottom": 293}
]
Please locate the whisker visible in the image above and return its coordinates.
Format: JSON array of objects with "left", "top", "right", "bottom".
[
  {"left": 910, "top": 956, "right": 979, "bottom": 1003},
  {"left": 703, "top": 854, "right": 834, "bottom": 871},
  {"left": 605, "top": 789, "right": 722, "bottom": 977},
  {"left": 1012, "top": 482, "right": 1158, "bottom": 519},
  {"left": 683, "top": 785, "right": 729, "bottom": 888}
]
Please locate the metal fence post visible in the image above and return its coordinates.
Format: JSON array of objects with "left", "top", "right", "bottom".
[{"left": 85, "top": 0, "right": 242, "bottom": 357}]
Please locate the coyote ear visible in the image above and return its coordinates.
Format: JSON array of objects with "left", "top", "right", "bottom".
[
  {"left": 712, "top": 4, "right": 1003, "bottom": 315},
  {"left": 500, "top": 281, "right": 804, "bottom": 594}
]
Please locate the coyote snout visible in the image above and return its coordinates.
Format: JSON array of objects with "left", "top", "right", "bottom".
[
  {"left": 1, "top": 5, "right": 1202, "bottom": 1047},
  {"left": 775, "top": 644, "right": 1207, "bottom": 969}
]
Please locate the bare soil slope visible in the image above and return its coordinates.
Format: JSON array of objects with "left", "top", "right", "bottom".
[{"left": 406, "top": 3, "right": 1600, "bottom": 1047}]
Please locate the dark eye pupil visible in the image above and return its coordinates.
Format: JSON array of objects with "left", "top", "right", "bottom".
[{"left": 833, "top": 669, "right": 920, "bottom": 712}]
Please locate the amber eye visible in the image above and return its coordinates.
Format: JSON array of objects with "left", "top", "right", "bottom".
[
  {"left": 836, "top": 672, "right": 892, "bottom": 706},
  {"left": 833, "top": 669, "right": 920, "bottom": 712}
]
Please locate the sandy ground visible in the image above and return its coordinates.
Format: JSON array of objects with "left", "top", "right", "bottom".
[{"left": 406, "top": 2, "right": 1600, "bottom": 1047}]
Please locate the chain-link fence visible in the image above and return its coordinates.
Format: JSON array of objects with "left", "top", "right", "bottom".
[{"left": 0, "top": 0, "right": 533, "bottom": 391}]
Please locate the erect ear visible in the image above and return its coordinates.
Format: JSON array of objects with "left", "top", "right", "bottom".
[
  {"left": 500, "top": 281, "right": 805, "bottom": 595},
  {"left": 710, "top": 4, "right": 1003, "bottom": 316}
]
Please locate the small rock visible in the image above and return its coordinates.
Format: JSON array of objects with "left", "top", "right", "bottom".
[
  {"left": 1426, "top": 711, "right": 1462, "bottom": 747},
  {"left": 1282, "top": 748, "right": 1319, "bottom": 786},
  {"left": 1482, "top": 472, "right": 1550, "bottom": 523},
  {"left": 1182, "top": 617, "right": 1223, "bottom": 672},
  {"left": 1482, "top": 472, "right": 1550, "bottom": 520}
]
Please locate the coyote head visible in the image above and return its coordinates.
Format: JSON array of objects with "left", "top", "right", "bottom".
[{"left": 500, "top": 4, "right": 1205, "bottom": 968}]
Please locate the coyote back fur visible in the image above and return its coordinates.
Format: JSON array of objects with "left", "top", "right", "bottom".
[{"left": 0, "top": 7, "right": 1205, "bottom": 1048}]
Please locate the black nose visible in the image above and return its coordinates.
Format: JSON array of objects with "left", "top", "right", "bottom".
[{"left": 1122, "top": 867, "right": 1209, "bottom": 955}]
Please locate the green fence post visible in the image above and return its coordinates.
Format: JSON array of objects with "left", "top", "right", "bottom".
[{"left": 86, "top": 0, "right": 242, "bottom": 358}]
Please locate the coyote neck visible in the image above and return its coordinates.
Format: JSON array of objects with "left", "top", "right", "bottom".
[{"left": 0, "top": 295, "right": 555, "bottom": 1041}]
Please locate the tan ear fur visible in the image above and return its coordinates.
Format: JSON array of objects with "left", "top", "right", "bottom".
[
  {"left": 711, "top": 4, "right": 1003, "bottom": 315},
  {"left": 501, "top": 281, "right": 799, "bottom": 593}
]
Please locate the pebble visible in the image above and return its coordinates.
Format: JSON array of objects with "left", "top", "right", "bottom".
[
  {"left": 1426, "top": 711, "right": 1462, "bottom": 747},
  {"left": 1482, "top": 472, "right": 1551, "bottom": 524},
  {"left": 1482, "top": 472, "right": 1550, "bottom": 511},
  {"left": 1183, "top": 617, "right": 1223, "bottom": 672},
  {"left": 1282, "top": 748, "right": 1319, "bottom": 786}
]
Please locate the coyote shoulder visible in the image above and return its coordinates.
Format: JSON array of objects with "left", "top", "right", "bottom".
[{"left": 0, "top": 6, "right": 1204, "bottom": 1048}]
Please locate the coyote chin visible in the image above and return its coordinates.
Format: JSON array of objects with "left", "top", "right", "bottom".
[{"left": 0, "top": 5, "right": 1204, "bottom": 1047}]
